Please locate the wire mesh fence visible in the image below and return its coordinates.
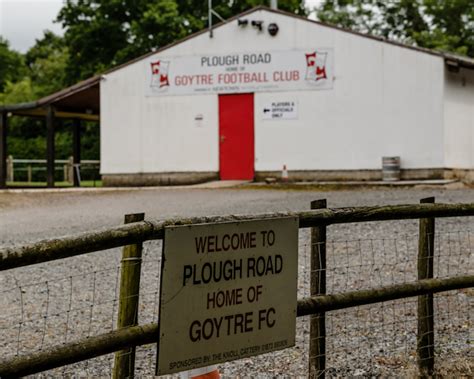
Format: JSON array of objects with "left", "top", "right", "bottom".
[
  {"left": 0, "top": 218, "right": 472, "bottom": 377},
  {"left": 0, "top": 240, "right": 162, "bottom": 377},
  {"left": 302, "top": 226, "right": 473, "bottom": 378}
]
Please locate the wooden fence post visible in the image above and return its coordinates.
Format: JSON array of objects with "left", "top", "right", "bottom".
[
  {"left": 63, "top": 163, "right": 68, "bottom": 183},
  {"left": 417, "top": 197, "right": 435, "bottom": 377},
  {"left": 27, "top": 165, "right": 32, "bottom": 183},
  {"left": 113, "top": 213, "right": 145, "bottom": 379},
  {"left": 6, "top": 155, "right": 13, "bottom": 182},
  {"left": 309, "top": 199, "right": 327, "bottom": 378},
  {"left": 46, "top": 106, "right": 55, "bottom": 188},
  {"left": 68, "top": 156, "right": 74, "bottom": 184}
]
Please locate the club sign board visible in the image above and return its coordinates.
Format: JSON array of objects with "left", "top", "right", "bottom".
[
  {"left": 157, "top": 217, "right": 298, "bottom": 375},
  {"left": 146, "top": 49, "right": 334, "bottom": 96}
]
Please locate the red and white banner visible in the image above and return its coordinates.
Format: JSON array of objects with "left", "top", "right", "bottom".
[{"left": 145, "top": 49, "right": 333, "bottom": 96}]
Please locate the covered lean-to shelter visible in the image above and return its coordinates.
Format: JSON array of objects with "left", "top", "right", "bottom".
[
  {"left": 1, "top": 6, "right": 473, "bottom": 187},
  {"left": 0, "top": 76, "right": 100, "bottom": 187}
]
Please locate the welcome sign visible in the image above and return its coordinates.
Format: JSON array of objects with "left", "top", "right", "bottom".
[
  {"left": 145, "top": 49, "right": 333, "bottom": 96},
  {"left": 157, "top": 217, "right": 298, "bottom": 375}
]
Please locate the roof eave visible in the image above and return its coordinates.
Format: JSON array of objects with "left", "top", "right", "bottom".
[
  {"left": 37, "top": 75, "right": 101, "bottom": 107},
  {"left": 0, "top": 101, "right": 39, "bottom": 113},
  {"left": 0, "top": 75, "right": 101, "bottom": 115},
  {"left": 445, "top": 57, "right": 474, "bottom": 71}
]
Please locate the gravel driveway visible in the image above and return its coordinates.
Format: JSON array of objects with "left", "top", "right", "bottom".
[{"left": 0, "top": 186, "right": 472, "bottom": 377}]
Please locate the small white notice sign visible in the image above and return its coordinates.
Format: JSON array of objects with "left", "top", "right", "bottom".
[
  {"left": 157, "top": 217, "right": 298, "bottom": 375},
  {"left": 262, "top": 101, "right": 298, "bottom": 120}
]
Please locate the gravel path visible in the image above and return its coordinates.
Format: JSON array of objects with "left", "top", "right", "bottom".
[{"left": 0, "top": 186, "right": 472, "bottom": 377}]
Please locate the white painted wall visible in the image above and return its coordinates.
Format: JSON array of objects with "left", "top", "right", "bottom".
[
  {"left": 101, "top": 9, "right": 448, "bottom": 175},
  {"left": 254, "top": 11, "right": 445, "bottom": 171},
  {"left": 444, "top": 67, "right": 474, "bottom": 169},
  {"left": 101, "top": 69, "right": 218, "bottom": 174}
]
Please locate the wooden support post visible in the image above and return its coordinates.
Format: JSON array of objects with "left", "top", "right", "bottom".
[
  {"left": 417, "top": 197, "right": 435, "bottom": 378},
  {"left": 73, "top": 119, "right": 81, "bottom": 187},
  {"left": 113, "top": 213, "right": 145, "bottom": 379},
  {"left": 309, "top": 199, "right": 327, "bottom": 378},
  {"left": 46, "top": 106, "right": 55, "bottom": 188},
  {"left": 0, "top": 112, "right": 7, "bottom": 188}
]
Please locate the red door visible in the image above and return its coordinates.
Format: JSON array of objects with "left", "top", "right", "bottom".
[{"left": 218, "top": 94, "right": 254, "bottom": 180}]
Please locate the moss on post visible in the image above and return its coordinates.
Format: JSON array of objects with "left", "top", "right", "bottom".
[
  {"left": 309, "top": 199, "right": 327, "bottom": 378},
  {"left": 417, "top": 198, "right": 435, "bottom": 377},
  {"left": 113, "top": 213, "right": 145, "bottom": 379}
]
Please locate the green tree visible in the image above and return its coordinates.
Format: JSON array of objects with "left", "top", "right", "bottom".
[
  {"left": 0, "top": 37, "right": 26, "bottom": 93},
  {"left": 315, "top": 0, "right": 474, "bottom": 57},
  {"left": 0, "top": 32, "right": 69, "bottom": 104},
  {"left": 25, "top": 31, "right": 69, "bottom": 97},
  {"left": 114, "top": 0, "right": 188, "bottom": 64},
  {"left": 0, "top": 77, "right": 35, "bottom": 105},
  {"left": 57, "top": 0, "right": 186, "bottom": 83},
  {"left": 0, "top": 77, "right": 47, "bottom": 160},
  {"left": 57, "top": 0, "right": 307, "bottom": 83}
]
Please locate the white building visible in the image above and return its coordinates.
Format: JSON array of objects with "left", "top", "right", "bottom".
[{"left": 2, "top": 6, "right": 472, "bottom": 187}]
